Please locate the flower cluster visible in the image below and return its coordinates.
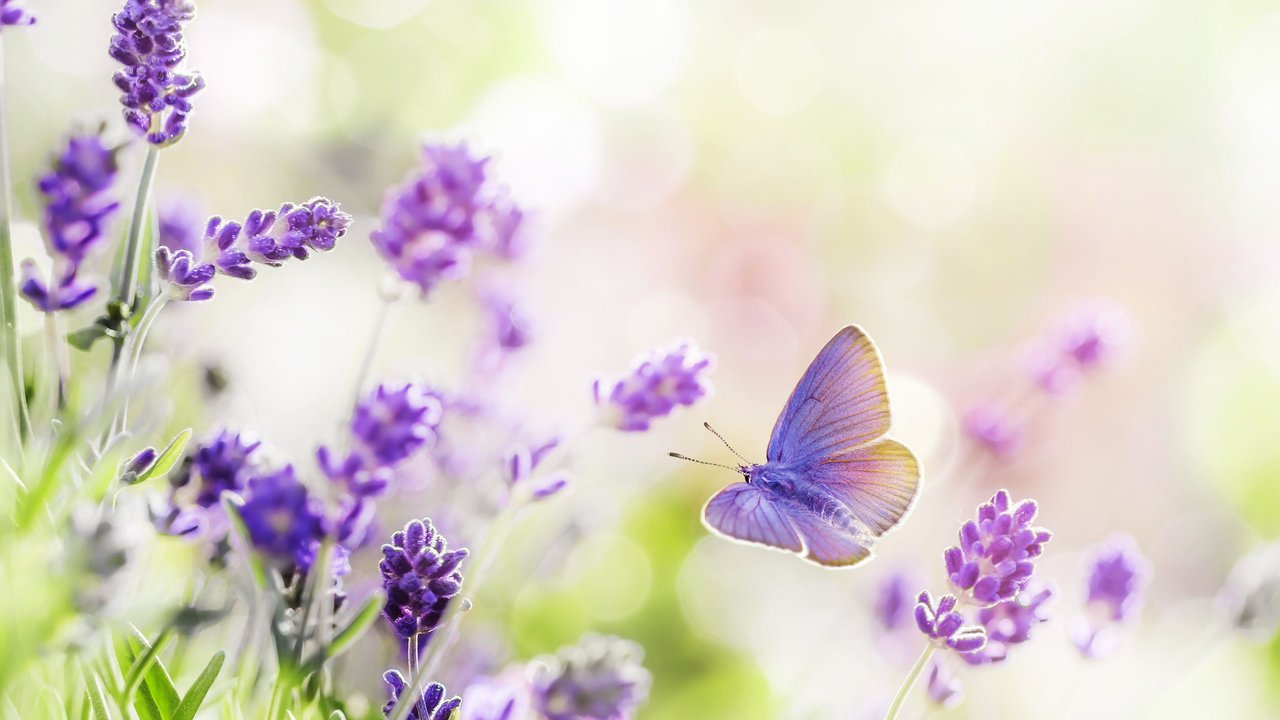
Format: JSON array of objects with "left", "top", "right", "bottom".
[
  {"left": 1072, "top": 535, "right": 1149, "bottom": 658},
  {"left": 874, "top": 571, "right": 914, "bottom": 632},
  {"left": 530, "top": 634, "right": 652, "bottom": 720},
  {"left": 945, "top": 490, "right": 1051, "bottom": 607},
  {"left": 237, "top": 465, "right": 329, "bottom": 571},
  {"left": 20, "top": 132, "right": 121, "bottom": 313},
  {"left": 461, "top": 670, "right": 531, "bottom": 720},
  {"left": 594, "top": 341, "right": 714, "bottom": 432},
  {"left": 380, "top": 517, "right": 469, "bottom": 641},
  {"left": 382, "top": 671, "right": 461, "bottom": 720},
  {"left": 964, "top": 303, "right": 1130, "bottom": 458},
  {"left": 157, "top": 195, "right": 204, "bottom": 254},
  {"left": 109, "top": 0, "right": 204, "bottom": 145},
  {"left": 318, "top": 381, "right": 444, "bottom": 546},
  {"left": 913, "top": 592, "right": 987, "bottom": 652},
  {"left": 154, "top": 197, "right": 351, "bottom": 302},
  {"left": 371, "top": 142, "right": 527, "bottom": 296},
  {"left": 961, "top": 581, "right": 1053, "bottom": 664},
  {"left": 1, "top": 0, "right": 34, "bottom": 27}
]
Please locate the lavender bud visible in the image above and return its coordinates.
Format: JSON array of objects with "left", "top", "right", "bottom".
[
  {"left": 237, "top": 465, "right": 328, "bottom": 570},
  {"left": 1, "top": 0, "right": 36, "bottom": 26},
  {"left": 925, "top": 659, "right": 963, "bottom": 708},
  {"left": 962, "top": 404, "right": 1022, "bottom": 459},
  {"left": 961, "top": 581, "right": 1053, "bottom": 665},
  {"left": 352, "top": 382, "right": 444, "bottom": 467},
  {"left": 462, "top": 669, "right": 531, "bottom": 720}
]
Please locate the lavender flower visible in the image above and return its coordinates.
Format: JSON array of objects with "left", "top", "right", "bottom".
[
  {"left": 913, "top": 592, "right": 987, "bottom": 653},
  {"left": 530, "top": 634, "right": 652, "bottom": 720},
  {"left": 874, "top": 571, "right": 913, "bottom": 632},
  {"left": 156, "top": 431, "right": 262, "bottom": 538},
  {"left": 962, "top": 404, "right": 1022, "bottom": 459},
  {"left": 924, "top": 659, "right": 962, "bottom": 708},
  {"left": 371, "top": 142, "right": 524, "bottom": 295},
  {"left": 20, "top": 132, "right": 121, "bottom": 313},
  {"left": 237, "top": 465, "right": 328, "bottom": 570},
  {"left": 461, "top": 670, "right": 531, "bottom": 720},
  {"left": 594, "top": 341, "right": 714, "bottom": 432},
  {"left": 352, "top": 382, "right": 444, "bottom": 467},
  {"left": 0, "top": 0, "right": 34, "bottom": 26},
  {"left": 380, "top": 518, "right": 469, "bottom": 641},
  {"left": 1059, "top": 306, "right": 1129, "bottom": 371},
  {"left": 1072, "top": 535, "right": 1149, "bottom": 658},
  {"left": 153, "top": 198, "right": 350, "bottom": 301},
  {"left": 110, "top": 0, "right": 204, "bottom": 145},
  {"left": 944, "top": 490, "right": 1051, "bottom": 607},
  {"left": 961, "top": 582, "right": 1053, "bottom": 665},
  {"left": 382, "top": 671, "right": 461, "bottom": 720},
  {"left": 483, "top": 290, "right": 534, "bottom": 353}
]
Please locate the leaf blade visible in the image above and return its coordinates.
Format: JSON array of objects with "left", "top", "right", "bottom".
[{"left": 171, "top": 651, "right": 225, "bottom": 720}]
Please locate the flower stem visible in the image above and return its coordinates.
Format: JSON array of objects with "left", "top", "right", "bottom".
[
  {"left": 350, "top": 285, "right": 399, "bottom": 408},
  {"left": 0, "top": 38, "right": 31, "bottom": 448},
  {"left": 43, "top": 312, "right": 68, "bottom": 416},
  {"left": 883, "top": 644, "right": 936, "bottom": 720},
  {"left": 108, "top": 146, "right": 159, "bottom": 373},
  {"left": 107, "top": 295, "right": 168, "bottom": 436}
]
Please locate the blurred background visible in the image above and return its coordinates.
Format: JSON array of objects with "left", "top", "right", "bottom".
[{"left": 7, "top": 0, "right": 1280, "bottom": 717}]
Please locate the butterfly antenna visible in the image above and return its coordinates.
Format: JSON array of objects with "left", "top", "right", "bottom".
[
  {"left": 703, "top": 422, "right": 751, "bottom": 464},
  {"left": 668, "top": 453, "right": 740, "bottom": 472}
]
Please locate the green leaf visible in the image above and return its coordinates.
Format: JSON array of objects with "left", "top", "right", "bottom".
[
  {"left": 126, "top": 627, "right": 179, "bottom": 718},
  {"left": 80, "top": 663, "right": 110, "bottom": 720},
  {"left": 170, "top": 651, "right": 224, "bottom": 720},
  {"left": 133, "top": 429, "right": 191, "bottom": 484},
  {"left": 122, "top": 627, "right": 173, "bottom": 710},
  {"left": 67, "top": 325, "right": 111, "bottom": 352},
  {"left": 328, "top": 712, "right": 348, "bottom": 720}
]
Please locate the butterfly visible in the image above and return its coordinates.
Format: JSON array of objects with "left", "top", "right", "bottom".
[{"left": 671, "top": 326, "right": 921, "bottom": 568}]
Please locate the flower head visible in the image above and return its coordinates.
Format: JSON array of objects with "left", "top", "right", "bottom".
[
  {"left": 913, "top": 592, "right": 987, "bottom": 653},
  {"left": 0, "top": 0, "right": 34, "bottom": 26},
  {"left": 352, "top": 382, "right": 444, "bottom": 467},
  {"left": 944, "top": 490, "right": 1051, "bottom": 607},
  {"left": 380, "top": 517, "right": 469, "bottom": 640},
  {"left": 237, "top": 465, "right": 328, "bottom": 570},
  {"left": 381, "top": 671, "right": 461, "bottom": 720},
  {"left": 594, "top": 341, "right": 714, "bottom": 432},
  {"left": 961, "top": 582, "right": 1053, "bottom": 665},
  {"left": 530, "top": 634, "right": 652, "bottom": 720},
  {"left": 110, "top": 0, "right": 204, "bottom": 145},
  {"left": 1072, "top": 535, "right": 1149, "bottom": 658},
  {"left": 371, "top": 142, "right": 524, "bottom": 295},
  {"left": 153, "top": 198, "right": 350, "bottom": 301},
  {"left": 21, "top": 132, "right": 121, "bottom": 313}
]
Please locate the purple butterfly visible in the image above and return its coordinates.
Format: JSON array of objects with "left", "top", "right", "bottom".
[{"left": 673, "top": 326, "right": 921, "bottom": 568}]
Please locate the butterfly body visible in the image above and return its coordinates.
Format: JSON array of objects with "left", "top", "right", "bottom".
[{"left": 696, "top": 326, "right": 921, "bottom": 568}]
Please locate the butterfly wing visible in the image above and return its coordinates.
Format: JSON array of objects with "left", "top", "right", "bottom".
[
  {"left": 804, "top": 438, "right": 921, "bottom": 538},
  {"left": 766, "top": 326, "right": 891, "bottom": 465},
  {"left": 701, "top": 483, "right": 802, "bottom": 555}
]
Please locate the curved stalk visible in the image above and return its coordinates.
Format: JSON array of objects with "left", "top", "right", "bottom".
[
  {"left": 884, "top": 644, "right": 936, "bottom": 720},
  {"left": 0, "top": 37, "right": 31, "bottom": 447}
]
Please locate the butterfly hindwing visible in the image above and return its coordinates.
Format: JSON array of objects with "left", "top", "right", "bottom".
[
  {"left": 702, "top": 483, "right": 802, "bottom": 554},
  {"left": 804, "top": 438, "right": 921, "bottom": 538},
  {"left": 766, "top": 326, "right": 891, "bottom": 465}
]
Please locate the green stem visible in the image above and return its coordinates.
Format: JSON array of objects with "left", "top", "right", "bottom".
[
  {"left": 883, "top": 644, "right": 935, "bottom": 720},
  {"left": 43, "top": 312, "right": 67, "bottom": 416},
  {"left": 114, "top": 147, "right": 159, "bottom": 311},
  {"left": 108, "top": 295, "right": 167, "bottom": 435},
  {"left": 350, "top": 288, "right": 396, "bottom": 409},
  {"left": 0, "top": 37, "right": 31, "bottom": 448}
]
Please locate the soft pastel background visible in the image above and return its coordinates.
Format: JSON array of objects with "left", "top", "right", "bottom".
[{"left": 6, "top": 0, "right": 1280, "bottom": 717}]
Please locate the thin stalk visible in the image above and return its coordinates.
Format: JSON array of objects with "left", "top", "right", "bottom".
[
  {"left": 107, "top": 295, "right": 167, "bottom": 436},
  {"left": 43, "top": 312, "right": 68, "bottom": 415},
  {"left": 0, "top": 38, "right": 31, "bottom": 446},
  {"left": 883, "top": 644, "right": 936, "bottom": 720},
  {"left": 350, "top": 289, "right": 397, "bottom": 408},
  {"left": 108, "top": 146, "right": 159, "bottom": 373},
  {"left": 406, "top": 633, "right": 423, "bottom": 717}
]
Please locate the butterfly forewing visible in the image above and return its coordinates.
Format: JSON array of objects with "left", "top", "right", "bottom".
[{"left": 766, "top": 326, "right": 891, "bottom": 465}]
